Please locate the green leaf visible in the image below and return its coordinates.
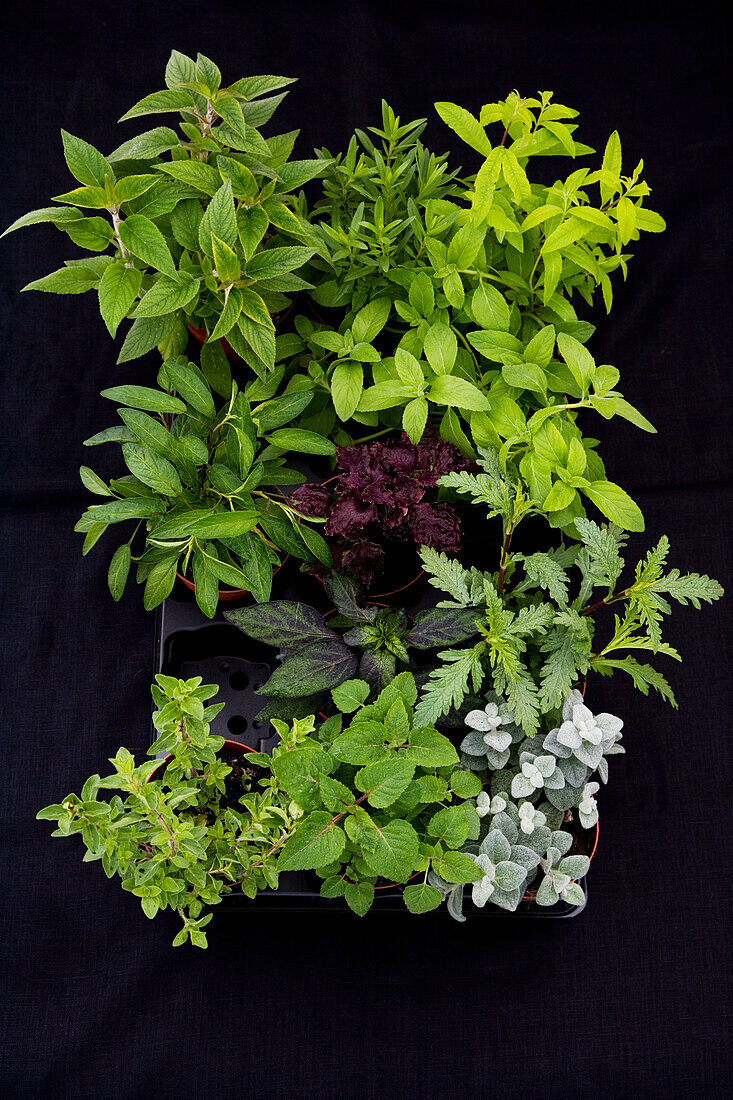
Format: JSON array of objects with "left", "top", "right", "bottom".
[
  {"left": 163, "top": 359, "right": 215, "bottom": 417},
  {"left": 122, "top": 444, "right": 183, "bottom": 495},
  {"left": 434, "top": 102, "right": 491, "bottom": 155},
  {"left": 271, "top": 747, "right": 332, "bottom": 811},
  {"left": 355, "top": 759, "right": 415, "bottom": 809},
  {"left": 61, "top": 130, "right": 115, "bottom": 187},
  {"left": 107, "top": 543, "right": 131, "bottom": 602},
  {"left": 403, "top": 882, "right": 443, "bottom": 914},
  {"left": 51, "top": 184, "right": 110, "bottom": 209},
  {"left": 134, "top": 274, "right": 199, "bottom": 318},
  {"left": 402, "top": 398, "right": 428, "bottom": 443},
  {"left": 472, "top": 282, "right": 510, "bottom": 331},
  {"left": 1, "top": 206, "right": 84, "bottom": 236},
  {"left": 192, "top": 553, "right": 218, "bottom": 619},
  {"left": 100, "top": 384, "right": 186, "bottom": 414},
  {"left": 557, "top": 332, "right": 595, "bottom": 392},
  {"left": 544, "top": 480, "right": 577, "bottom": 512},
  {"left": 278, "top": 811, "right": 346, "bottom": 871},
  {"left": 449, "top": 770, "right": 482, "bottom": 798},
  {"left": 77, "top": 497, "right": 166, "bottom": 526},
  {"left": 429, "top": 375, "right": 489, "bottom": 411},
  {"left": 112, "top": 175, "right": 160, "bottom": 205},
  {"left": 118, "top": 215, "right": 176, "bottom": 277},
  {"left": 428, "top": 805, "right": 470, "bottom": 849},
  {"left": 98, "top": 262, "right": 141, "bottom": 337},
  {"left": 331, "top": 679, "right": 370, "bottom": 713},
  {"left": 582, "top": 481, "right": 644, "bottom": 532},
  {"left": 362, "top": 818, "right": 419, "bottom": 882},
  {"left": 265, "top": 428, "right": 335, "bottom": 455},
  {"left": 408, "top": 272, "right": 435, "bottom": 318},
  {"left": 236, "top": 206, "right": 269, "bottom": 259},
  {"left": 432, "top": 850, "right": 483, "bottom": 884},
  {"left": 502, "top": 362, "right": 547, "bottom": 394},
  {"left": 331, "top": 361, "right": 363, "bottom": 422},
  {"left": 199, "top": 181, "right": 237, "bottom": 254},
  {"left": 22, "top": 266, "right": 100, "bottom": 294},
  {"left": 143, "top": 556, "right": 178, "bottom": 610},
  {"left": 79, "top": 466, "right": 110, "bottom": 496},
  {"left": 423, "top": 323, "right": 457, "bottom": 373},
  {"left": 151, "top": 509, "right": 259, "bottom": 539},
  {"left": 245, "top": 245, "right": 315, "bottom": 279},
  {"left": 117, "top": 315, "right": 174, "bottom": 364},
  {"left": 119, "top": 89, "right": 194, "bottom": 121},
  {"left": 212, "top": 234, "right": 241, "bottom": 285},
  {"left": 344, "top": 880, "right": 374, "bottom": 917},
  {"left": 352, "top": 298, "right": 391, "bottom": 343},
  {"left": 107, "top": 126, "right": 179, "bottom": 162}
]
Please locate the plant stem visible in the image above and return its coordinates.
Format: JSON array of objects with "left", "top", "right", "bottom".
[{"left": 497, "top": 523, "right": 514, "bottom": 595}]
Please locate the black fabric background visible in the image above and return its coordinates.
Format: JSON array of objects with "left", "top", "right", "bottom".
[{"left": 1, "top": 3, "right": 731, "bottom": 1097}]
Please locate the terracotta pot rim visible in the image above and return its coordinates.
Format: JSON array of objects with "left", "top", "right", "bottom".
[
  {"left": 176, "top": 554, "right": 288, "bottom": 602},
  {"left": 521, "top": 818, "right": 599, "bottom": 901},
  {"left": 148, "top": 737, "right": 257, "bottom": 782}
]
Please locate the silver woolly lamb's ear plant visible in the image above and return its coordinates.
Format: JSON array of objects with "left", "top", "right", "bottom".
[
  {"left": 535, "top": 829, "right": 590, "bottom": 907},
  {"left": 468, "top": 826, "right": 541, "bottom": 912},
  {"left": 543, "top": 691, "right": 624, "bottom": 783},
  {"left": 460, "top": 694, "right": 523, "bottom": 770},
  {"left": 511, "top": 750, "right": 566, "bottom": 798},
  {"left": 577, "top": 782, "right": 599, "bottom": 829}
]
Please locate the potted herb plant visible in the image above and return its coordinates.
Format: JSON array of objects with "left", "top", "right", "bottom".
[
  {"left": 75, "top": 357, "right": 334, "bottom": 614},
  {"left": 287, "top": 425, "right": 472, "bottom": 586},
  {"left": 2, "top": 50, "right": 327, "bottom": 377}
]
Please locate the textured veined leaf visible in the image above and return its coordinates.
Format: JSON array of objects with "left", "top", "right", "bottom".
[
  {"left": 98, "top": 262, "right": 142, "bottom": 337},
  {"left": 133, "top": 275, "right": 199, "bottom": 318},
  {"left": 61, "top": 131, "right": 115, "bottom": 187},
  {"left": 118, "top": 215, "right": 177, "bottom": 277},
  {"left": 119, "top": 89, "right": 194, "bottom": 122}
]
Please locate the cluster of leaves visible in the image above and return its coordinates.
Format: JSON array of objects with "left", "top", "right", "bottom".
[
  {"left": 287, "top": 427, "right": 471, "bottom": 583},
  {"left": 414, "top": 460, "right": 723, "bottom": 733},
  {"left": 225, "top": 571, "right": 480, "bottom": 713},
  {"left": 261, "top": 672, "right": 484, "bottom": 916},
  {"left": 3, "top": 50, "right": 327, "bottom": 374},
  {"left": 275, "top": 89, "right": 665, "bottom": 543},
  {"left": 37, "top": 675, "right": 299, "bottom": 948},
  {"left": 74, "top": 357, "right": 335, "bottom": 614},
  {"left": 305, "top": 100, "right": 460, "bottom": 309},
  {"left": 431, "top": 799, "right": 590, "bottom": 919}
]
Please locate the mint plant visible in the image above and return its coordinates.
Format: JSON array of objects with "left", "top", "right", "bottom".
[
  {"left": 3, "top": 50, "right": 325, "bottom": 374},
  {"left": 262, "top": 672, "right": 483, "bottom": 915},
  {"left": 37, "top": 675, "right": 299, "bottom": 948},
  {"left": 75, "top": 359, "right": 333, "bottom": 613}
]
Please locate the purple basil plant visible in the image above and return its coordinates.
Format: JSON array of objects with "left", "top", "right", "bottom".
[{"left": 289, "top": 427, "right": 474, "bottom": 584}]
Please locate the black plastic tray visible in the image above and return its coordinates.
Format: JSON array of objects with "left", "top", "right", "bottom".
[{"left": 152, "top": 569, "right": 588, "bottom": 917}]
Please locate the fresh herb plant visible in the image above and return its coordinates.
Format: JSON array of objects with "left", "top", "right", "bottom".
[
  {"left": 279, "top": 90, "right": 664, "bottom": 535},
  {"left": 3, "top": 50, "right": 326, "bottom": 374},
  {"left": 225, "top": 571, "right": 479, "bottom": 711},
  {"left": 37, "top": 675, "right": 300, "bottom": 948},
  {"left": 410, "top": 448, "right": 722, "bottom": 733},
  {"left": 288, "top": 427, "right": 472, "bottom": 583},
  {"left": 75, "top": 357, "right": 334, "bottom": 613},
  {"left": 265, "top": 672, "right": 483, "bottom": 915}
]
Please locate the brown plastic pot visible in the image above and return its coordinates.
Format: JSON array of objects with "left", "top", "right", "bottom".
[
  {"left": 148, "top": 737, "right": 257, "bottom": 783},
  {"left": 188, "top": 324, "right": 237, "bottom": 362},
  {"left": 176, "top": 555, "right": 288, "bottom": 604},
  {"left": 176, "top": 571, "right": 249, "bottom": 603}
]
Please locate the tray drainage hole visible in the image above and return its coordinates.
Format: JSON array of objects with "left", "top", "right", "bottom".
[
  {"left": 251, "top": 720, "right": 267, "bottom": 732},
  {"left": 229, "top": 671, "right": 249, "bottom": 691},
  {"left": 227, "top": 715, "right": 248, "bottom": 736}
]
